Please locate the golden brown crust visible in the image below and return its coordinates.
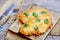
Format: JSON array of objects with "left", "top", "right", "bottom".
[
  {"left": 19, "top": 8, "right": 50, "bottom": 24},
  {"left": 19, "top": 7, "right": 53, "bottom": 36}
]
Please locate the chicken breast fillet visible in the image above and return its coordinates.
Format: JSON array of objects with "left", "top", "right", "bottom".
[{"left": 19, "top": 7, "right": 52, "bottom": 36}]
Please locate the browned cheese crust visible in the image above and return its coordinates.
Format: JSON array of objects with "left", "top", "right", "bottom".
[{"left": 19, "top": 7, "right": 52, "bottom": 36}]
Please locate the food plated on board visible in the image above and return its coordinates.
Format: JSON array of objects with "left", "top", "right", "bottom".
[{"left": 19, "top": 7, "right": 52, "bottom": 36}]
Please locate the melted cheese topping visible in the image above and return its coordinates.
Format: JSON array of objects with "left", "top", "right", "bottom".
[
  {"left": 19, "top": 8, "right": 50, "bottom": 23},
  {"left": 19, "top": 7, "right": 52, "bottom": 35}
]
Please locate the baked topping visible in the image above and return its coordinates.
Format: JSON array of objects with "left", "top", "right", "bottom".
[
  {"left": 36, "top": 18, "right": 41, "bottom": 22},
  {"left": 24, "top": 23, "right": 28, "bottom": 28},
  {"left": 34, "top": 26, "right": 38, "bottom": 31},
  {"left": 32, "top": 12, "right": 38, "bottom": 17},
  {"left": 24, "top": 12, "right": 29, "bottom": 16},
  {"left": 20, "top": 8, "right": 52, "bottom": 35},
  {"left": 44, "top": 19, "right": 49, "bottom": 24},
  {"left": 41, "top": 11, "right": 46, "bottom": 14}
]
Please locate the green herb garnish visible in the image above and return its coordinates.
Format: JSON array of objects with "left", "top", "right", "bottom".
[
  {"left": 44, "top": 19, "right": 49, "bottom": 24},
  {"left": 24, "top": 23, "right": 28, "bottom": 28},
  {"left": 32, "top": 12, "right": 38, "bottom": 17},
  {"left": 24, "top": 12, "right": 29, "bottom": 16},
  {"left": 34, "top": 26, "right": 38, "bottom": 31},
  {"left": 41, "top": 11, "right": 46, "bottom": 14},
  {"left": 36, "top": 19, "right": 41, "bottom": 22}
]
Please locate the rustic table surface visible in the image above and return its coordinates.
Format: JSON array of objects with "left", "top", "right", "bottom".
[{"left": 0, "top": 0, "right": 60, "bottom": 40}]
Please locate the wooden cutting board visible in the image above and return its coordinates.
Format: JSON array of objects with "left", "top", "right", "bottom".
[
  {"left": 50, "top": 18, "right": 60, "bottom": 35},
  {"left": 5, "top": 31, "right": 27, "bottom": 40},
  {"left": 5, "top": 10, "right": 59, "bottom": 40}
]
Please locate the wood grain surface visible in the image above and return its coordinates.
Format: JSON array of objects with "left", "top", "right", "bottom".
[
  {"left": 5, "top": 10, "right": 59, "bottom": 40},
  {"left": 0, "top": 0, "right": 60, "bottom": 40}
]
